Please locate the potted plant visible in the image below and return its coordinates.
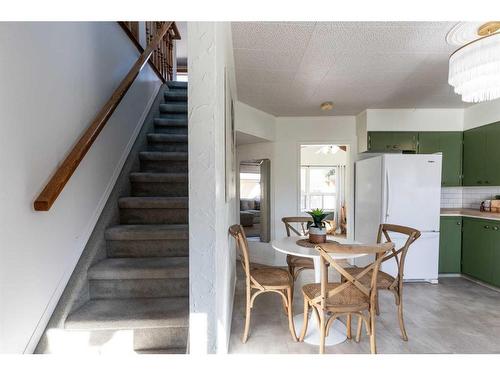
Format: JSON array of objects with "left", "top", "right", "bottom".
[{"left": 306, "top": 208, "right": 328, "bottom": 244}]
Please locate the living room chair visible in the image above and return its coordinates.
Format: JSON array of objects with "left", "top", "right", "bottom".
[
  {"left": 228, "top": 224, "right": 297, "bottom": 343},
  {"left": 344, "top": 224, "right": 421, "bottom": 342},
  {"left": 299, "top": 241, "right": 394, "bottom": 354}
]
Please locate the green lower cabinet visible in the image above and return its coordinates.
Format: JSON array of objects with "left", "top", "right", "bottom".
[
  {"left": 439, "top": 217, "right": 462, "bottom": 273},
  {"left": 461, "top": 218, "right": 497, "bottom": 285},
  {"left": 490, "top": 226, "right": 500, "bottom": 287}
]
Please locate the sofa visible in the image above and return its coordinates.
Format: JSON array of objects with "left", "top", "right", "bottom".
[{"left": 240, "top": 198, "right": 260, "bottom": 227}]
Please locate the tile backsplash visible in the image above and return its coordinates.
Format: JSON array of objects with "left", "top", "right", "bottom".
[{"left": 441, "top": 187, "right": 500, "bottom": 209}]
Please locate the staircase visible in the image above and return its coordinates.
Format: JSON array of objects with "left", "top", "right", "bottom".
[{"left": 62, "top": 81, "right": 189, "bottom": 354}]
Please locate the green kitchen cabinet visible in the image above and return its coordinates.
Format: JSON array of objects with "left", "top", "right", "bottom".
[
  {"left": 368, "top": 132, "right": 418, "bottom": 152},
  {"left": 463, "top": 127, "right": 487, "bottom": 186},
  {"left": 463, "top": 122, "right": 500, "bottom": 186},
  {"left": 491, "top": 225, "right": 500, "bottom": 287},
  {"left": 461, "top": 218, "right": 495, "bottom": 284},
  {"left": 484, "top": 122, "right": 500, "bottom": 186},
  {"left": 418, "top": 132, "right": 463, "bottom": 186},
  {"left": 439, "top": 216, "right": 462, "bottom": 273}
]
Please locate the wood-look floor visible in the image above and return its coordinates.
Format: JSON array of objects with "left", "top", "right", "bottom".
[{"left": 229, "top": 265, "right": 500, "bottom": 354}]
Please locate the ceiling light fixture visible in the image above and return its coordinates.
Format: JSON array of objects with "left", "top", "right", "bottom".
[
  {"left": 316, "top": 145, "right": 340, "bottom": 155},
  {"left": 448, "top": 21, "right": 500, "bottom": 103},
  {"left": 320, "top": 101, "right": 334, "bottom": 111}
]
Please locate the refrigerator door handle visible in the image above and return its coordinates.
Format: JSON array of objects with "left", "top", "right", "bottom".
[{"left": 385, "top": 168, "right": 390, "bottom": 220}]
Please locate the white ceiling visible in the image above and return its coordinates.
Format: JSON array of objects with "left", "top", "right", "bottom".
[{"left": 232, "top": 22, "right": 469, "bottom": 116}]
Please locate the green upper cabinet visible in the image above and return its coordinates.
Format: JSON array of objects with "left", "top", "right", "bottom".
[
  {"left": 439, "top": 216, "right": 462, "bottom": 273},
  {"left": 463, "top": 121, "right": 500, "bottom": 186},
  {"left": 418, "top": 132, "right": 463, "bottom": 187},
  {"left": 484, "top": 122, "right": 500, "bottom": 186},
  {"left": 463, "top": 127, "right": 487, "bottom": 186},
  {"left": 368, "top": 132, "right": 418, "bottom": 152}
]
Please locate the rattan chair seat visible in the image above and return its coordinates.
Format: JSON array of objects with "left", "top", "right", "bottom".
[
  {"left": 302, "top": 282, "right": 369, "bottom": 313},
  {"left": 286, "top": 254, "right": 314, "bottom": 268},
  {"left": 345, "top": 267, "right": 396, "bottom": 290},
  {"left": 252, "top": 268, "right": 293, "bottom": 288}
]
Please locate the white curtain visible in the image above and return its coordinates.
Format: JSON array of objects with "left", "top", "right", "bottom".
[{"left": 334, "top": 165, "right": 346, "bottom": 233}]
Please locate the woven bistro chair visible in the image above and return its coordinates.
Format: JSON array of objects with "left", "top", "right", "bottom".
[
  {"left": 299, "top": 241, "right": 394, "bottom": 354},
  {"left": 344, "top": 224, "right": 421, "bottom": 342},
  {"left": 229, "top": 224, "right": 297, "bottom": 343},
  {"left": 282, "top": 217, "right": 315, "bottom": 280}
]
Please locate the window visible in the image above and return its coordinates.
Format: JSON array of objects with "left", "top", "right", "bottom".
[
  {"left": 240, "top": 172, "right": 261, "bottom": 200},
  {"left": 300, "top": 166, "right": 336, "bottom": 211}
]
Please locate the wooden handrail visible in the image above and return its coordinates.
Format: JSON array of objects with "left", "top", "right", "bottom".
[{"left": 34, "top": 22, "right": 174, "bottom": 211}]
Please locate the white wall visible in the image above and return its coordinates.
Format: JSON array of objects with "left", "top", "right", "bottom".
[
  {"left": 188, "top": 21, "right": 237, "bottom": 354},
  {"left": 356, "top": 110, "right": 368, "bottom": 153},
  {"left": 366, "top": 109, "right": 464, "bottom": 131},
  {"left": 234, "top": 100, "right": 276, "bottom": 141},
  {"left": 0, "top": 22, "right": 161, "bottom": 353},
  {"left": 237, "top": 116, "right": 357, "bottom": 265},
  {"left": 463, "top": 98, "right": 500, "bottom": 130}
]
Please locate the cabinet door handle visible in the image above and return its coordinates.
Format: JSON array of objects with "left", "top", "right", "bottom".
[
  {"left": 484, "top": 225, "right": 490, "bottom": 229},
  {"left": 485, "top": 180, "right": 490, "bottom": 184},
  {"left": 478, "top": 180, "right": 483, "bottom": 184},
  {"left": 493, "top": 226, "right": 499, "bottom": 231},
  {"left": 457, "top": 222, "right": 461, "bottom": 225}
]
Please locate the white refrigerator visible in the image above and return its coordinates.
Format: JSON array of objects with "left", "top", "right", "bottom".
[{"left": 354, "top": 154, "right": 442, "bottom": 283}]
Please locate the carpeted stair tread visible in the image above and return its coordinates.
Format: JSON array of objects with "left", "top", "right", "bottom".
[
  {"left": 166, "top": 81, "right": 187, "bottom": 89},
  {"left": 105, "top": 224, "right": 188, "bottom": 241},
  {"left": 154, "top": 117, "right": 188, "bottom": 127},
  {"left": 139, "top": 151, "right": 188, "bottom": 161},
  {"left": 129, "top": 172, "right": 188, "bottom": 183},
  {"left": 164, "top": 90, "right": 187, "bottom": 101},
  {"left": 118, "top": 196, "right": 188, "bottom": 209},
  {"left": 147, "top": 134, "right": 188, "bottom": 143},
  {"left": 65, "top": 297, "right": 188, "bottom": 330},
  {"left": 88, "top": 257, "right": 188, "bottom": 280},
  {"left": 159, "top": 103, "right": 187, "bottom": 114}
]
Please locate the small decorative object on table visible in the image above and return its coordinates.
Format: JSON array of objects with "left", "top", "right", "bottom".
[{"left": 306, "top": 208, "right": 328, "bottom": 244}]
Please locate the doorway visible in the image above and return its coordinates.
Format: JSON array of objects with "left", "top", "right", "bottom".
[{"left": 299, "top": 144, "right": 348, "bottom": 236}]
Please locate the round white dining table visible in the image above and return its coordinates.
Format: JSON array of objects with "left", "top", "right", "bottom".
[{"left": 271, "top": 235, "right": 366, "bottom": 347}]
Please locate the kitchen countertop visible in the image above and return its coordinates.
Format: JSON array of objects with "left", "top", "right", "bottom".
[{"left": 441, "top": 208, "right": 500, "bottom": 221}]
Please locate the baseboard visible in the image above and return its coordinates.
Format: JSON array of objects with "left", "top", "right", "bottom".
[
  {"left": 460, "top": 274, "right": 500, "bottom": 292},
  {"left": 27, "top": 82, "right": 162, "bottom": 354}
]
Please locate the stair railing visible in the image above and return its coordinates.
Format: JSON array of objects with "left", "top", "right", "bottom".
[
  {"left": 119, "top": 21, "right": 181, "bottom": 82},
  {"left": 34, "top": 21, "right": 180, "bottom": 211}
]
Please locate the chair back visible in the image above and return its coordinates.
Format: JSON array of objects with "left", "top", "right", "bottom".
[
  {"left": 282, "top": 217, "right": 313, "bottom": 237},
  {"left": 229, "top": 224, "right": 252, "bottom": 280},
  {"left": 314, "top": 242, "right": 395, "bottom": 308},
  {"left": 376, "top": 224, "right": 421, "bottom": 282}
]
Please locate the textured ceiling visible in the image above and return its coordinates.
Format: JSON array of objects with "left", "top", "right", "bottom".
[{"left": 232, "top": 22, "right": 468, "bottom": 116}]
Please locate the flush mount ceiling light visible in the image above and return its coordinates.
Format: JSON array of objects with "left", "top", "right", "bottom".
[
  {"left": 316, "top": 145, "right": 340, "bottom": 155},
  {"left": 320, "top": 101, "right": 334, "bottom": 111},
  {"left": 448, "top": 21, "right": 500, "bottom": 103}
]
